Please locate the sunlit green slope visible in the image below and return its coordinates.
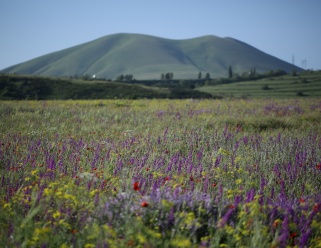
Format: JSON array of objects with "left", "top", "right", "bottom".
[{"left": 1, "top": 33, "right": 302, "bottom": 79}]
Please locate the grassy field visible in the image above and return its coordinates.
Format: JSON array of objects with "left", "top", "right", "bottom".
[
  {"left": 1, "top": 99, "right": 321, "bottom": 247},
  {"left": 0, "top": 74, "right": 214, "bottom": 100},
  {"left": 198, "top": 71, "right": 321, "bottom": 98},
  {"left": 2, "top": 70, "right": 320, "bottom": 101}
]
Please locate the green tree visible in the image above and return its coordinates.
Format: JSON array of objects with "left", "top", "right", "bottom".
[
  {"left": 250, "top": 68, "right": 256, "bottom": 76},
  {"left": 205, "top": 72, "right": 210, "bottom": 80},
  {"left": 228, "top": 66, "right": 233, "bottom": 78},
  {"left": 124, "top": 74, "right": 133, "bottom": 81},
  {"left": 165, "top": 73, "right": 170, "bottom": 80},
  {"left": 165, "top": 72, "right": 174, "bottom": 80},
  {"left": 116, "top": 74, "right": 124, "bottom": 81},
  {"left": 198, "top": 71, "right": 202, "bottom": 79}
]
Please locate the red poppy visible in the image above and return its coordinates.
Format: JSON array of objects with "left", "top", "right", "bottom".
[
  {"left": 313, "top": 203, "right": 320, "bottom": 212},
  {"left": 190, "top": 176, "right": 194, "bottom": 181},
  {"left": 133, "top": 182, "right": 140, "bottom": 191},
  {"left": 228, "top": 204, "right": 235, "bottom": 209},
  {"left": 316, "top": 164, "right": 321, "bottom": 170},
  {"left": 212, "top": 183, "right": 217, "bottom": 187},
  {"left": 165, "top": 177, "right": 169, "bottom": 181},
  {"left": 290, "top": 232, "right": 297, "bottom": 239},
  {"left": 299, "top": 198, "right": 305, "bottom": 203},
  {"left": 272, "top": 220, "right": 279, "bottom": 228},
  {"left": 141, "top": 201, "right": 149, "bottom": 207}
]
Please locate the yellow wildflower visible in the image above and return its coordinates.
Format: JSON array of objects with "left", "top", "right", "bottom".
[
  {"left": 58, "top": 219, "right": 70, "bottom": 229},
  {"left": 148, "top": 230, "right": 162, "bottom": 239},
  {"left": 161, "top": 199, "right": 173, "bottom": 209},
  {"left": 89, "top": 189, "right": 99, "bottom": 197},
  {"left": 55, "top": 191, "right": 63, "bottom": 197},
  {"left": 241, "top": 229, "right": 250, "bottom": 236},
  {"left": 201, "top": 236, "right": 210, "bottom": 242},
  {"left": 170, "top": 237, "right": 192, "bottom": 248},
  {"left": 218, "top": 148, "right": 230, "bottom": 156},
  {"left": 235, "top": 179, "right": 242, "bottom": 185},
  {"left": 3, "top": 203, "right": 11, "bottom": 209},
  {"left": 84, "top": 244, "right": 95, "bottom": 248},
  {"left": 225, "top": 225, "right": 234, "bottom": 235},
  {"left": 137, "top": 233, "right": 146, "bottom": 243},
  {"left": 102, "top": 224, "right": 116, "bottom": 238},
  {"left": 234, "top": 234, "right": 242, "bottom": 242},
  {"left": 53, "top": 211, "right": 61, "bottom": 219},
  {"left": 43, "top": 188, "right": 52, "bottom": 196},
  {"left": 235, "top": 156, "right": 242, "bottom": 163},
  {"left": 63, "top": 193, "right": 76, "bottom": 203}
]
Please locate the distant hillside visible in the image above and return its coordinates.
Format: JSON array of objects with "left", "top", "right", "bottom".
[
  {"left": 1, "top": 33, "right": 303, "bottom": 79},
  {"left": 198, "top": 70, "right": 321, "bottom": 98}
]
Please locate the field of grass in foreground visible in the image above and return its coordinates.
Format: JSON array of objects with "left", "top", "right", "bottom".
[{"left": 1, "top": 99, "right": 321, "bottom": 247}]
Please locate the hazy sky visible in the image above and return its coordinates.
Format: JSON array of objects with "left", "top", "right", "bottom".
[{"left": 1, "top": 0, "right": 321, "bottom": 71}]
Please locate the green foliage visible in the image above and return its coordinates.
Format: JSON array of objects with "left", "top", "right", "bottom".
[
  {"left": 116, "top": 74, "right": 134, "bottom": 82},
  {"left": 198, "top": 71, "right": 202, "bottom": 79},
  {"left": 228, "top": 65, "right": 233, "bottom": 78},
  {"left": 164, "top": 72, "right": 174, "bottom": 80},
  {"left": 205, "top": 72, "right": 211, "bottom": 80},
  {"left": 0, "top": 74, "right": 218, "bottom": 100},
  {"left": 0, "top": 74, "right": 168, "bottom": 100},
  {"left": 168, "top": 88, "right": 215, "bottom": 99},
  {"left": 296, "top": 91, "right": 305, "bottom": 96}
]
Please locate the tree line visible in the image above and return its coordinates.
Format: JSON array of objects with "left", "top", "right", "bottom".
[{"left": 80, "top": 65, "right": 286, "bottom": 84}]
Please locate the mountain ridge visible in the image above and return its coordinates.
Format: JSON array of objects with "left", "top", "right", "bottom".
[{"left": 1, "top": 33, "right": 303, "bottom": 79}]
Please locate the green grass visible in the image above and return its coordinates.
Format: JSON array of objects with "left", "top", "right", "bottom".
[
  {"left": 197, "top": 71, "right": 321, "bottom": 98},
  {"left": 2, "top": 71, "right": 321, "bottom": 100},
  {"left": 0, "top": 74, "right": 214, "bottom": 100}
]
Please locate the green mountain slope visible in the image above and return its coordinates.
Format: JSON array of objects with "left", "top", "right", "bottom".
[{"left": 1, "top": 33, "right": 303, "bottom": 79}]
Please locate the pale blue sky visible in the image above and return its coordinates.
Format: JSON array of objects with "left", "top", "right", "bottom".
[{"left": 1, "top": 0, "right": 321, "bottom": 71}]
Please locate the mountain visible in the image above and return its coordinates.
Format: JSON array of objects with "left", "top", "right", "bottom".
[{"left": 1, "top": 33, "right": 303, "bottom": 79}]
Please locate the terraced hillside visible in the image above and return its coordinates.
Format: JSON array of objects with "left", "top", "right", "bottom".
[{"left": 197, "top": 71, "right": 321, "bottom": 98}]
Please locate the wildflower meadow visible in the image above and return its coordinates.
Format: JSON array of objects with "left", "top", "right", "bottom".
[{"left": 1, "top": 99, "right": 321, "bottom": 248}]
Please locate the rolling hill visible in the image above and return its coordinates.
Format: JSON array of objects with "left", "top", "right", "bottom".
[{"left": 1, "top": 33, "right": 303, "bottom": 79}]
